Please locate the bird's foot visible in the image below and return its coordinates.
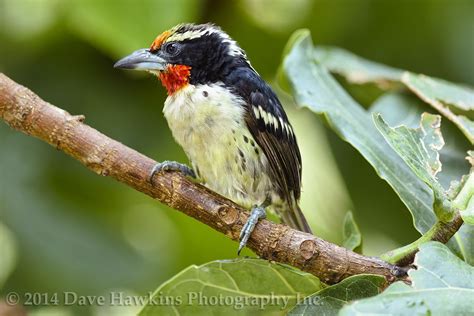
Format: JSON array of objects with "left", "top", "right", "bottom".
[
  {"left": 238, "top": 205, "right": 267, "bottom": 255},
  {"left": 148, "top": 160, "right": 196, "bottom": 184}
]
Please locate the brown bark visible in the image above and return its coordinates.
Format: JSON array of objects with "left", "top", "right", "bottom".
[{"left": 0, "top": 73, "right": 407, "bottom": 285}]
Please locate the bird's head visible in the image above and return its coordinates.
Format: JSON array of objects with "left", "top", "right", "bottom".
[{"left": 114, "top": 23, "right": 250, "bottom": 95}]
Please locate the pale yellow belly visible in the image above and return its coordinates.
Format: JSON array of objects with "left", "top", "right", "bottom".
[{"left": 163, "top": 84, "right": 273, "bottom": 208}]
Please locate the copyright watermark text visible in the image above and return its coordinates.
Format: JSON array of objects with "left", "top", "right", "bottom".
[{"left": 4, "top": 291, "right": 302, "bottom": 310}]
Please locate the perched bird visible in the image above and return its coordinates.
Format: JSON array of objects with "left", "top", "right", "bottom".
[{"left": 114, "top": 23, "right": 311, "bottom": 253}]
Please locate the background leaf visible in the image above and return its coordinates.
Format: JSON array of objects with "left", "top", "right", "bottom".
[
  {"left": 314, "top": 46, "right": 403, "bottom": 85},
  {"left": 139, "top": 259, "right": 323, "bottom": 315},
  {"left": 0, "top": 222, "right": 17, "bottom": 289},
  {"left": 313, "top": 46, "right": 474, "bottom": 144},
  {"left": 342, "top": 211, "right": 362, "bottom": 252},
  {"left": 280, "top": 29, "right": 436, "bottom": 235},
  {"left": 288, "top": 274, "right": 385, "bottom": 316},
  {"left": 341, "top": 242, "right": 474, "bottom": 315},
  {"left": 66, "top": 0, "right": 203, "bottom": 58},
  {"left": 402, "top": 73, "right": 474, "bottom": 144}
]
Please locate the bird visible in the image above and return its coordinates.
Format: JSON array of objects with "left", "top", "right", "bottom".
[{"left": 114, "top": 23, "right": 312, "bottom": 253}]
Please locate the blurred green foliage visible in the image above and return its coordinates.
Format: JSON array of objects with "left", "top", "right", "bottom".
[{"left": 1, "top": 0, "right": 473, "bottom": 315}]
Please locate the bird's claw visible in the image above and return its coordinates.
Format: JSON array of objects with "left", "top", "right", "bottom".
[
  {"left": 238, "top": 205, "right": 266, "bottom": 255},
  {"left": 148, "top": 160, "right": 196, "bottom": 184}
]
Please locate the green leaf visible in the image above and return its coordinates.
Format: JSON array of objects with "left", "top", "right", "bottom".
[
  {"left": 0, "top": 222, "right": 17, "bottom": 288},
  {"left": 342, "top": 211, "right": 362, "bottom": 252},
  {"left": 373, "top": 113, "right": 451, "bottom": 219},
  {"left": 451, "top": 171, "right": 474, "bottom": 265},
  {"left": 312, "top": 46, "right": 474, "bottom": 144},
  {"left": 341, "top": 242, "right": 474, "bottom": 315},
  {"left": 453, "top": 172, "right": 474, "bottom": 225},
  {"left": 461, "top": 198, "right": 474, "bottom": 225},
  {"left": 67, "top": 0, "right": 203, "bottom": 58},
  {"left": 314, "top": 46, "right": 403, "bottom": 85},
  {"left": 288, "top": 275, "right": 385, "bottom": 316},
  {"left": 371, "top": 93, "right": 471, "bottom": 189},
  {"left": 455, "top": 224, "right": 474, "bottom": 265},
  {"left": 374, "top": 113, "right": 444, "bottom": 192},
  {"left": 280, "top": 29, "right": 435, "bottom": 234},
  {"left": 402, "top": 73, "right": 474, "bottom": 144},
  {"left": 139, "top": 258, "right": 323, "bottom": 315}
]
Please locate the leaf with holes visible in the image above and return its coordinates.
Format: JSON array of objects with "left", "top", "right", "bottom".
[
  {"left": 373, "top": 112, "right": 451, "bottom": 219},
  {"left": 139, "top": 258, "right": 323, "bottom": 315},
  {"left": 370, "top": 92, "right": 473, "bottom": 263}
]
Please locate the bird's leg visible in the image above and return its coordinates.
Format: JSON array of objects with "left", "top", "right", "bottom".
[
  {"left": 238, "top": 202, "right": 268, "bottom": 255},
  {"left": 148, "top": 160, "right": 196, "bottom": 184}
]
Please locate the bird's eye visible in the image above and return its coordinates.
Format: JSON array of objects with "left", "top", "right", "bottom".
[{"left": 164, "top": 43, "right": 180, "bottom": 56}]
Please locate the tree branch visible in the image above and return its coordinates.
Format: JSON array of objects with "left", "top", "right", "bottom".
[{"left": 0, "top": 73, "right": 406, "bottom": 285}]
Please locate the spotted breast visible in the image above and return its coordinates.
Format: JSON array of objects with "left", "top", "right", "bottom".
[{"left": 163, "top": 83, "right": 278, "bottom": 209}]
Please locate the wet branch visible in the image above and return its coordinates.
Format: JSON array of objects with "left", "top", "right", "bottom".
[{"left": 0, "top": 73, "right": 407, "bottom": 285}]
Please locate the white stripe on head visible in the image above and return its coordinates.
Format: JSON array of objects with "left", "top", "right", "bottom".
[{"left": 166, "top": 23, "right": 249, "bottom": 61}]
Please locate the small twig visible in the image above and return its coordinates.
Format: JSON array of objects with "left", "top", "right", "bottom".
[{"left": 0, "top": 73, "right": 407, "bottom": 285}]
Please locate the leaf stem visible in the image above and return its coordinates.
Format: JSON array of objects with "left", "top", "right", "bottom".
[
  {"left": 380, "top": 218, "right": 457, "bottom": 265},
  {"left": 382, "top": 171, "right": 472, "bottom": 266}
]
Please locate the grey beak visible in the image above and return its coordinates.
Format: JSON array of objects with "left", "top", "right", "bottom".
[{"left": 114, "top": 48, "right": 167, "bottom": 71}]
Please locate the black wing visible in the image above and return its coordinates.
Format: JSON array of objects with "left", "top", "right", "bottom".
[{"left": 225, "top": 68, "right": 311, "bottom": 233}]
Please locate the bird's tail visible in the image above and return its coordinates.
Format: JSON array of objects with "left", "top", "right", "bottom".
[{"left": 278, "top": 201, "right": 312, "bottom": 234}]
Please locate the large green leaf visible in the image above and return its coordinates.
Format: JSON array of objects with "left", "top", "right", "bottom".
[
  {"left": 314, "top": 46, "right": 474, "bottom": 144},
  {"left": 288, "top": 275, "right": 385, "bottom": 316},
  {"left": 370, "top": 93, "right": 471, "bottom": 188},
  {"left": 139, "top": 259, "right": 323, "bottom": 315},
  {"left": 314, "top": 46, "right": 403, "bottom": 85},
  {"left": 341, "top": 242, "right": 474, "bottom": 315},
  {"left": 280, "top": 30, "right": 435, "bottom": 234},
  {"left": 342, "top": 211, "right": 362, "bottom": 252}
]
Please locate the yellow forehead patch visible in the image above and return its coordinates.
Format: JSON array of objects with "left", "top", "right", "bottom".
[{"left": 150, "top": 30, "right": 171, "bottom": 51}]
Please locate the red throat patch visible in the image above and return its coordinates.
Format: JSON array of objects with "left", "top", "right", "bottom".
[{"left": 159, "top": 65, "right": 192, "bottom": 95}]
